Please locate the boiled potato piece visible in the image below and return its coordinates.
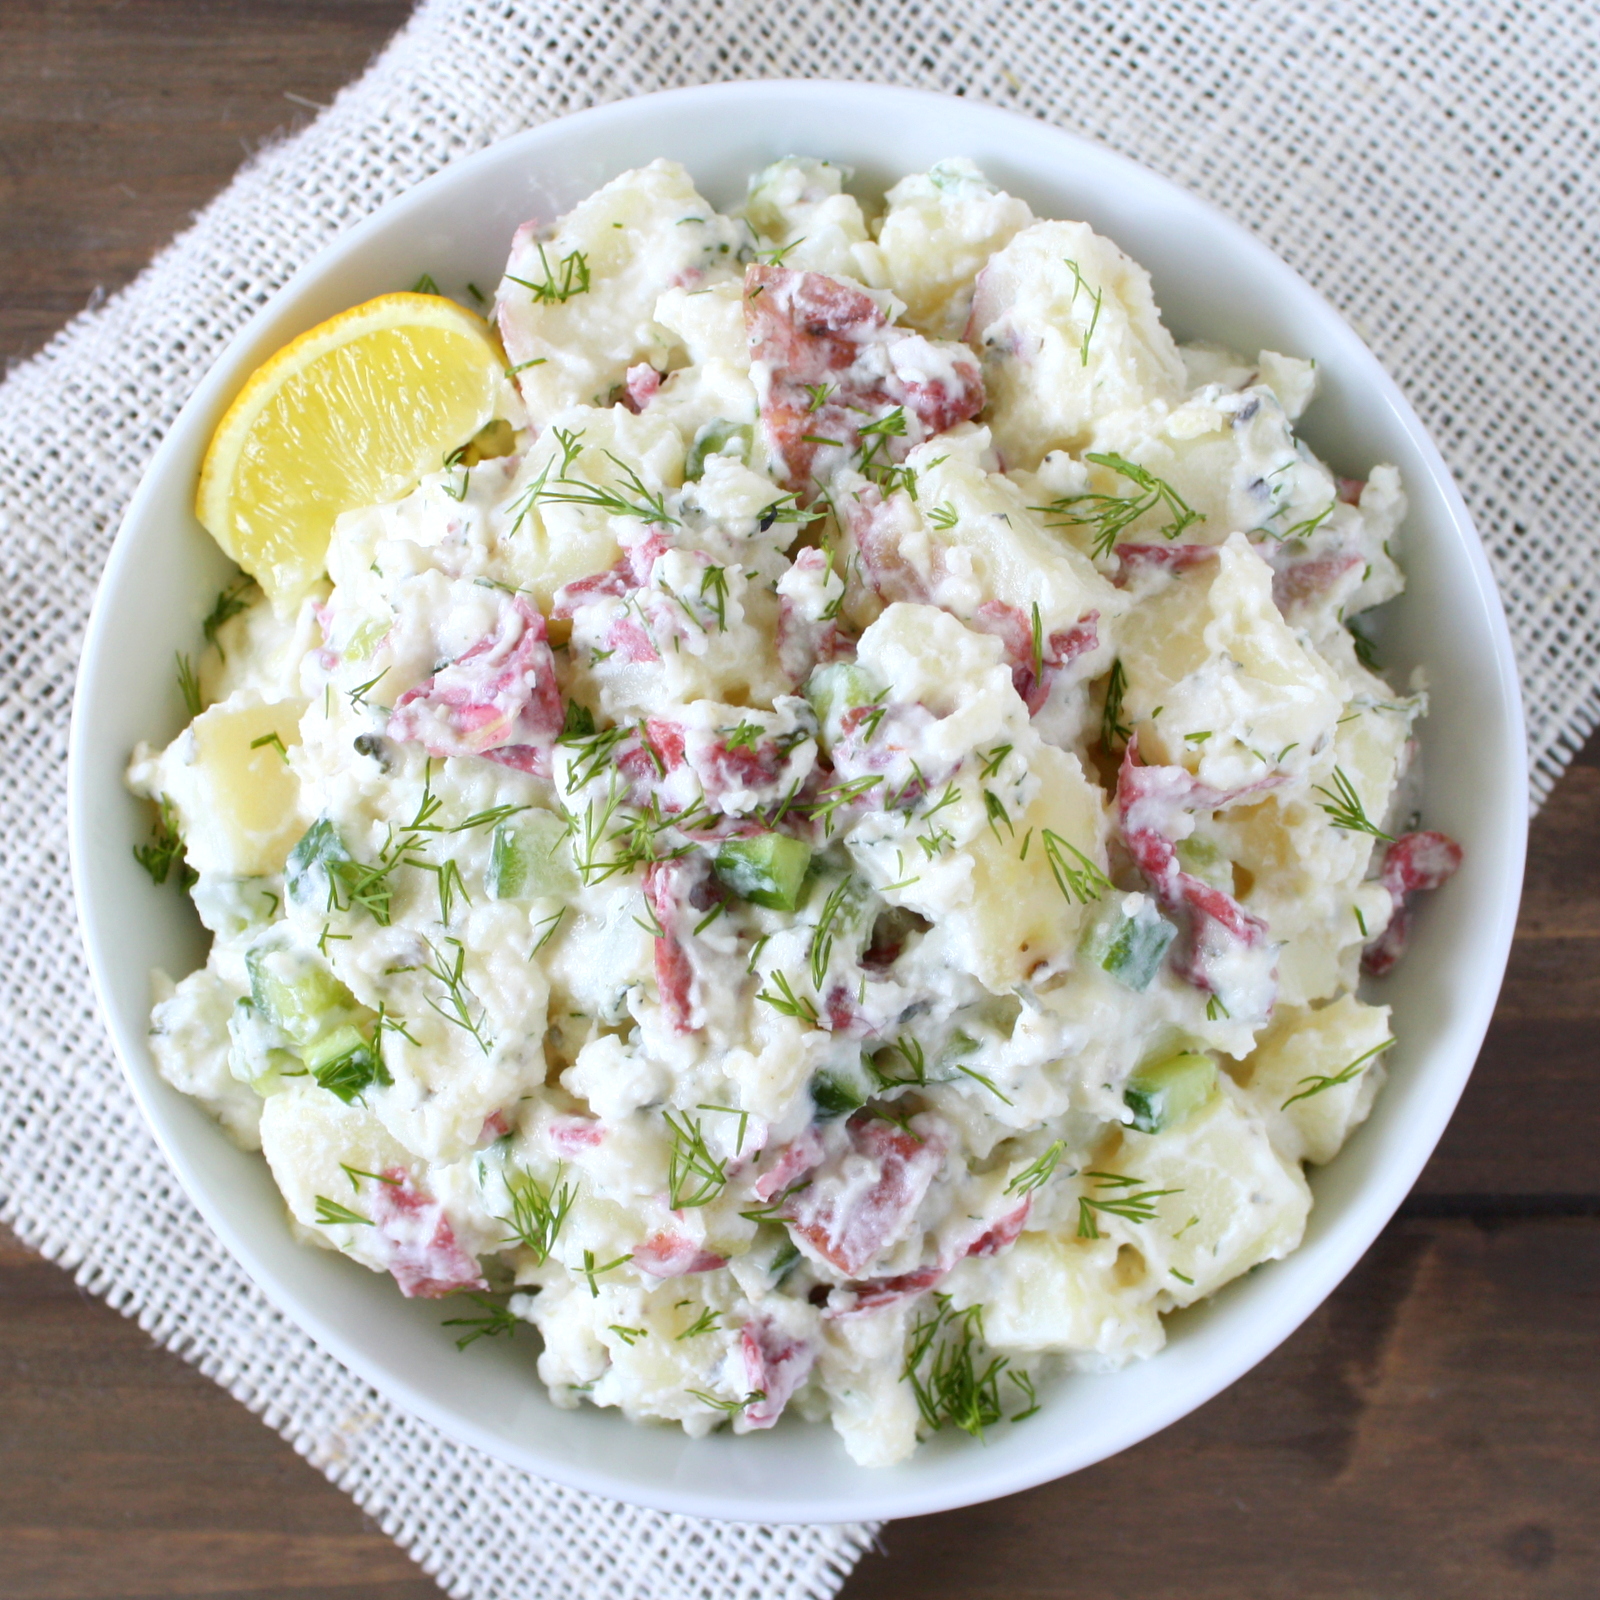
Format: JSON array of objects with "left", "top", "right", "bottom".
[
  {"left": 968, "top": 219, "right": 1187, "bottom": 468},
  {"left": 1233, "top": 994, "right": 1392, "bottom": 1165},
  {"left": 156, "top": 690, "right": 306, "bottom": 877},
  {"left": 943, "top": 1231, "right": 1164, "bottom": 1366},
  {"left": 495, "top": 159, "right": 744, "bottom": 422},
  {"left": 1086, "top": 1078, "right": 1311, "bottom": 1306},
  {"left": 1116, "top": 533, "right": 1344, "bottom": 790},
  {"left": 876, "top": 160, "right": 1034, "bottom": 340}
]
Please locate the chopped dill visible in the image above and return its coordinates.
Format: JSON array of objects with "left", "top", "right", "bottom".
[
  {"left": 1041, "top": 830, "right": 1111, "bottom": 905},
  {"left": 1282, "top": 1037, "right": 1393, "bottom": 1109},
  {"left": 175, "top": 652, "right": 202, "bottom": 718},
  {"left": 1313, "top": 766, "right": 1393, "bottom": 840},
  {"left": 505, "top": 244, "right": 591, "bottom": 304},
  {"left": 664, "top": 1110, "right": 729, "bottom": 1208},
  {"left": 442, "top": 1293, "right": 520, "bottom": 1349},
  {"left": 1036, "top": 452, "right": 1204, "bottom": 558},
  {"left": 1004, "top": 1140, "right": 1067, "bottom": 1197},
  {"left": 498, "top": 1163, "right": 576, "bottom": 1263},
  {"left": 313, "top": 1196, "right": 372, "bottom": 1228}
]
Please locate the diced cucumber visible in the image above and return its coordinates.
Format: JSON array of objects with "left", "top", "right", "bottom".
[
  {"left": 811, "top": 1055, "right": 876, "bottom": 1118},
  {"left": 285, "top": 818, "right": 352, "bottom": 908},
  {"left": 246, "top": 941, "right": 360, "bottom": 1050},
  {"left": 1080, "top": 894, "right": 1177, "bottom": 992},
  {"left": 302, "top": 1023, "right": 392, "bottom": 1104},
  {"left": 1176, "top": 834, "right": 1232, "bottom": 891},
  {"left": 769, "top": 1238, "right": 802, "bottom": 1281},
  {"left": 803, "top": 662, "right": 878, "bottom": 756},
  {"left": 489, "top": 811, "right": 578, "bottom": 900},
  {"left": 226, "top": 997, "right": 302, "bottom": 1095},
  {"left": 685, "top": 418, "right": 754, "bottom": 481},
  {"left": 715, "top": 831, "right": 813, "bottom": 911},
  {"left": 1124, "top": 1051, "right": 1217, "bottom": 1134}
]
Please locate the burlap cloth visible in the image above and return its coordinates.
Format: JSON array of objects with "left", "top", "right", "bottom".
[{"left": 2, "top": 1, "right": 1594, "bottom": 1594}]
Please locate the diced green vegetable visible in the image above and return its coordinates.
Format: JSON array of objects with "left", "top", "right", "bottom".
[
  {"left": 715, "top": 831, "right": 812, "bottom": 911},
  {"left": 769, "top": 1238, "right": 802, "bottom": 1280},
  {"left": 489, "top": 811, "right": 578, "bottom": 900},
  {"left": 803, "top": 662, "right": 878, "bottom": 756},
  {"left": 302, "top": 1023, "right": 391, "bottom": 1104},
  {"left": 226, "top": 997, "right": 301, "bottom": 1094},
  {"left": 1175, "top": 834, "right": 1232, "bottom": 891},
  {"left": 246, "top": 941, "right": 360, "bottom": 1049},
  {"left": 1124, "top": 1051, "right": 1217, "bottom": 1134},
  {"left": 811, "top": 1055, "right": 876, "bottom": 1118},
  {"left": 284, "top": 818, "right": 352, "bottom": 908},
  {"left": 1080, "top": 895, "right": 1177, "bottom": 992},
  {"left": 685, "top": 418, "right": 754, "bottom": 481}
]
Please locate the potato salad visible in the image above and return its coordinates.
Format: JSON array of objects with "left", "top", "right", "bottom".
[{"left": 130, "top": 156, "right": 1462, "bottom": 1466}]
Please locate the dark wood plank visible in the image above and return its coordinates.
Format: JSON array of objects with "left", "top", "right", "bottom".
[
  {"left": 0, "top": 1225, "right": 437, "bottom": 1600},
  {"left": 843, "top": 1215, "right": 1600, "bottom": 1600},
  {"left": 0, "top": 0, "right": 410, "bottom": 372}
]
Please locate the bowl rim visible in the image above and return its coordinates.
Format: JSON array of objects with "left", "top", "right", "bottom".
[{"left": 68, "top": 77, "right": 1528, "bottom": 1523}]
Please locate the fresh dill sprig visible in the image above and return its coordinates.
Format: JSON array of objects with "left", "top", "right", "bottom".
[
  {"left": 1041, "top": 831, "right": 1111, "bottom": 904},
  {"left": 802, "top": 381, "right": 835, "bottom": 413},
  {"left": 133, "top": 795, "right": 190, "bottom": 887},
  {"left": 1005, "top": 1140, "right": 1068, "bottom": 1197},
  {"left": 1062, "top": 257, "right": 1104, "bottom": 365},
  {"left": 581, "top": 1250, "right": 633, "bottom": 1297},
  {"left": 689, "top": 1387, "right": 767, "bottom": 1415},
  {"left": 675, "top": 1305, "right": 721, "bottom": 1340},
  {"left": 1100, "top": 658, "right": 1130, "bottom": 753},
  {"left": 696, "top": 1102, "right": 752, "bottom": 1156},
  {"left": 314, "top": 1196, "right": 372, "bottom": 1228},
  {"left": 980, "top": 744, "right": 1014, "bottom": 782},
  {"left": 1282, "top": 1037, "right": 1394, "bottom": 1109},
  {"left": 1076, "top": 1171, "right": 1181, "bottom": 1239},
  {"left": 517, "top": 430, "right": 677, "bottom": 526},
  {"left": 1037, "top": 452, "right": 1205, "bottom": 559},
  {"left": 809, "top": 878, "right": 856, "bottom": 991},
  {"left": 529, "top": 908, "right": 566, "bottom": 958},
  {"left": 806, "top": 774, "right": 883, "bottom": 837},
  {"left": 754, "top": 971, "right": 820, "bottom": 1028},
  {"left": 250, "top": 730, "right": 289, "bottom": 762},
  {"left": 422, "top": 936, "right": 492, "bottom": 1054},
  {"left": 928, "top": 502, "right": 959, "bottom": 532},
  {"left": 663, "top": 1110, "right": 729, "bottom": 1208},
  {"left": 442, "top": 1293, "right": 520, "bottom": 1349},
  {"left": 904, "top": 1296, "right": 1009, "bottom": 1439},
  {"left": 340, "top": 1163, "right": 401, "bottom": 1190},
  {"left": 505, "top": 244, "right": 591, "bottom": 304},
  {"left": 608, "top": 1324, "right": 647, "bottom": 1346},
  {"left": 498, "top": 1164, "right": 577, "bottom": 1263},
  {"left": 1313, "top": 766, "right": 1393, "bottom": 840},
  {"left": 347, "top": 668, "right": 388, "bottom": 709},
  {"left": 201, "top": 576, "right": 254, "bottom": 657},
  {"left": 175, "top": 652, "right": 202, "bottom": 718},
  {"left": 699, "top": 565, "right": 730, "bottom": 630}
]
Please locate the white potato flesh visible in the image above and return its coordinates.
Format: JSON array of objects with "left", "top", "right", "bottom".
[{"left": 969, "top": 220, "right": 1187, "bottom": 468}]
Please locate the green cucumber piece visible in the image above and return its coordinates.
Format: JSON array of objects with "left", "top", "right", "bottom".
[
  {"left": 1175, "top": 834, "right": 1232, "bottom": 891},
  {"left": 302, "top": 1023, "right": 391, "bottom": 1104},
  {"left": 285, "top": 818, "right": 352, "bottom": 908},
  {"left": 246, "top": 942, "right": 360, "bottom": 1050},
  {"left": 685, "top": 418, "right": 754, "bottom": 481},
  {"left": 803, "top": 662, "right": 878, "bottom": 756},
  {"left": 811, "top": 1055, "right": 876, "bottom": 1118},
  {"left": 1081, "top": 895, "right": 1177, "bottom": 992},
  {"left": 1125, "top": 1052, "right": 1217, "bottom": 1134},
  {"left": 489, "top": 811, "right": 578, "bottom": 900},
  {"left": 715, "top": 831, "right": 812, "bottom": 911},
  {"left": 226, "top": 998, "right": 301, "bottom": 1095}
]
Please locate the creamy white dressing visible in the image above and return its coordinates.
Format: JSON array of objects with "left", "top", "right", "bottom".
[{"left": 131, "top": 156, "right": 1459, "bottom": 1468}]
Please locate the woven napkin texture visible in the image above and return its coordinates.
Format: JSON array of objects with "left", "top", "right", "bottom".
[{"left": 2, "top": 1, "right": 1596, "bottom": 1595}]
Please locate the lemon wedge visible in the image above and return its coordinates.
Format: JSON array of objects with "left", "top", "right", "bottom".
[{"left": 196, "top": 293, "right": 512, "bottom": 613}]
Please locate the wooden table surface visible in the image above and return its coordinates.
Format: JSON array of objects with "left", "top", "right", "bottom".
[{"left": 3, "top": 5, "right": 1596, "bottom": 1596}]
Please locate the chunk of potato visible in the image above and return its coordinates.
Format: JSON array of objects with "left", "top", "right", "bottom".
[
  {"left": 1232, "top": 994, "right": 1392, "bottom": 1165},
  {"left": 943, "top": 1231, "right": 1163, "bottom": 1366},
  {"left": 968, "top": 219, "right": 1187, "bottom": 469},
  {"left": 1087, "top": 1078, "right": 1311, "bottom": 1306},
  {"left": 157, "top": 691, "right": 306, "bottom": 877}
]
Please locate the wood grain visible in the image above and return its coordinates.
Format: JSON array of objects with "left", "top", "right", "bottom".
[{"left": 2, "top": 5, "right": 1596, "bottom": 1597}]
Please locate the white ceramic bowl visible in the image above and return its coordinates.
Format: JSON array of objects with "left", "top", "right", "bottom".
[{"left": 69, "top": 80, "right": 1527, "bottom": 1524}]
